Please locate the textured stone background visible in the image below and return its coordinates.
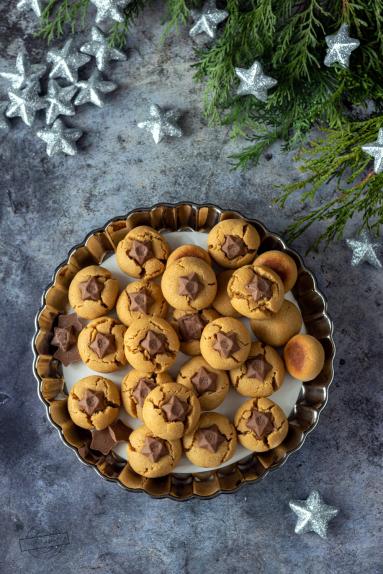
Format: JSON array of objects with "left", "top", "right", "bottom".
[{"left": 0, "top": 2, "right": 382, "bottom": 573}]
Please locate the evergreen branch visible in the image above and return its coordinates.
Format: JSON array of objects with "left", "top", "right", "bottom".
[{"left": 39, "top": 0, "right": 90, "bottom": 42}]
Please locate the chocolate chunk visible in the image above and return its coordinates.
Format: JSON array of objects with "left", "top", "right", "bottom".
[
  {"left": 79, "top": 276, "right": 104, "bottom": 301},
  {"left": 246, "top": 274, "right": 273, "bottom": 302},
  {"left": 51, "top": 326, "right": 77, "bottom": 352},
  {"left": 246, "top": 409, "right": 274, "bottom": 439},
  {"left": 132, "top": 377, "right": 156, "bottom": 407},
  {"left": 90, "top": 426, "right": 118, "bottom": 455},
  {"left": 78, "top": 442, "right": 104, "bottom": 463},
  {"left": 89, "top": 333, "right": 116, "bottom": 359},
  {"left": 141, "top": 436, "right": 168, "bottom": 463},
  {"left": 178, "top": 272, "right": 203, "bottom": 300},
  {"left": 177, "top": 313, "right": 205, "bottom": 342},
  {"left": 51, "top": 313, "right": 85, "bottom": 366},
  {"left": 140, "top": 330, "right": 167, "bottom": 356},
  {"left": 213, "top": 331, "right": 240, "bottom": 358},
  {"left": 246, "top": 355, "right": 273, "bottom": 381},
  {"left": 78, "top": 389, "right": 106, "bottom": 416},
  {"left": 129, "top": 240, "right": 153, "bottom": 266},
  {"left": 191, "top": 367, "right": 217, "bottom": 395},
  {"left": 196, "top": 424, "right": 226, "bottom": 453},
  {"left": 128, "top": 289, "right": 153, "bottom": 314},
  {"left": 161, "top": 396, "right": 188, "bottom": 422},
  {"left": 221, "top": 235, "right": 248, "bottom": 260}
]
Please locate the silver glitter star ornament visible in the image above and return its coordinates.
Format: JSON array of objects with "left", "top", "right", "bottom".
[
  {"left": 324, "top": 24, "right": 360, "bottom": 68},
  {"left": 80, "top": 27, "right": 126, "bottom": 71},
  {"left": 0, "top": 102, "right": 10, "bottom": 131},
  {"left": 235, "top": 60, "right": 277, "bottom": 102},
  {"left": 37, "top": 119, "right": 82, "bottom": 156},
  {"left": 190, "top": 0, "right": 228, "bottom": 39},
  {"left": 289, "top": 491, "right": 339, "bottom": 539},
  {"left": 47, "top": 39, "right": 91, "bottom": 84},
  {"left": 346, "top": 230, "right": 382, "bottom": 269},
  {"left": 6, "top": 84, "right": 46, "bottom": 127},
  {"left": 45, "top": 80, "right": 77, "bottom": 125},
  {"left": 74, "top": 70, "right": 117, "bottom": 107},
  {"left": 137, "top": 104, "right": 183, "bottom": 144},
  {"left": 17, "top": 0, "right": 43, "bottom": 17},
  {"left": 361, "top": 128, "right": 383, "bottom": 174},
  {"left": 0, "top": 51, "right": 46, "bottom": 90},
  {"left": 90, "top": 0, "right": 128, "bottom": 25}
]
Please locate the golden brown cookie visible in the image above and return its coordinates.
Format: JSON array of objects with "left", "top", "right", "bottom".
[
  {"left": 283, "top": 334, "right": 325, "bottom": 381},
  {"left": 161, "top": 257, "right": 217, "bottom": 311},
  {"left": 183, "top": 412, "right": 237, "bottom": 468},
  {"left": 68, "top": 265, "right": 119, "bottom": 320},
  {"left": 207, "top": 219, "right": 260, "bottom": 268},
  {"left": 234, "top": 397, "right": 288, "bottom": 452},
  {"left": 200, "top": 317, "right": 251, "bottom": 370},
  {"left": 171, "top": 307, "right": 220, "bottom": 356},
  {"left": 230, "top": 341, "right": 285, "bottom": 398},
  {"left": 67, "top": 375, "right": 120, "bottom": 430},
  {"left": 254, "top": 250, "right": 298, "bottom": 292},
  {"left": 116, "top": 280, "right": 167, "bottom": 326},
  {"left": 142, "top": 382, "right": 200, "bottom": 440},
  {"left": 228, "top": 264, "right": 284, "bottom": 319},
  {"left": 123, "top": 316, "right": 179, "bottom": 373},
  {"left": 121, "top": 369, "right": 173, "bottom": 420},
  {"left": 167, "top": 244, "right": 211, "bottom": 267},
  {"left": 250, "top": 300, "right": 302, "bottom": 346},
  {"left": 116, "top": 225, "right": 170, "bottom": 280},
  {"left": 177, "top": 355, "right": 229, "bottom": 410},
  {"left": 78, "top": 317, "right": 127, "bottom": 372},
  {"left": 127, "top": 425, "right": 182, "bottom": 478},
  {"left": 212, "top": 270, "right": 241, "bottom": 318}
]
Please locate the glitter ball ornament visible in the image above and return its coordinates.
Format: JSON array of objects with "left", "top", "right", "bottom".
[
  {"left": 137, "top": 103, "right": 183, "bottom": 144},
  {"left": 45, "top": 80, "right": 77, "bottom": 124},
  {"left": 6, "top": 84, "right": 46, "bottom": 127},
  {"left": 37, "top": 119, "right": 82, "bottom": 156},
  {"left": 361, "top": 128, "right": 383, "bottom": 174},
  {"left": 190, "top": 0, "right": 228, "bottom": 40},
  {"left": 47, "top": 39, "right": 91, "bottom": 84},
  {"left": 324, "top": 24, "right": 360, "bottom": 68},
  {"left": 74, "top": 70, "right": 117, "bottom": 107},
  {"left": 289, "top": 491, "right": 339, "bottom": 539},
  {"left": 346, "top": 231, "right": 382, "bottom": 269},
  {"left": 17, "top": 0, "right": 43, "bottom": 17},
  {"left": 89, "top": 0, "right": 129, "bottom": 25},
  {"left": 235, "top": 60, "right": 277, "bottom": 102},
  {"left": 80, "top": 27, "right": 126, "bottom": 71},
  {"left": 0, "top": 102, "right": 10, "bottom": 131},
  {"left": 0, "top": 51, "right": 46, "bottom": 90}
]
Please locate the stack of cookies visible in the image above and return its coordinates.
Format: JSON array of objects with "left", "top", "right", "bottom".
[{"left": 51, "top": 220, "right": 325, "bottom": 478}]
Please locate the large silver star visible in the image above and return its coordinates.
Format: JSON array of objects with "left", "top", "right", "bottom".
[
  {"left": 235, "top": 60, "right": 277, "bottom": 102},
  {"left": 6, "top": 84, "right": 46, "bottom": 127},
  {"left": 17, "top": 0, "right": 43, "bottom": 17},
  {"left": 74, "top": 70, "right": 117, "bottom": 107},
  {"left": 137, "top": 103, "right": 183, "bottom": 144},
  {"left": 361, "top": 128, "right": 383, "bottom": 174},
  {"left": 47, "top": 39, "right": 91, "bottom": 84},
  {"left": 324, "top": 24, "right": 360, "bottom": 68},
  {"left": 190, "top": 0, "right": 228, "bottom": 39},
  {"left": 90, "top": 0, "right": 128, "bottom": 25},
  {"left": 37, "top": 119, "right": 82, "bottom": 156},
  {"left": 80, "top": 26, "right": 126, "bottom": 71},
  {"left": 45, "top": 80, "right": 77, "bottom": 125},
  {"left": 0, "top": 102, "right": 10, "bottom": 131},
  {"left": 289, "top": 491, "right": 339, "bottom": 539},
  {"left": 0, "top": 51, "right": 46, "bottom": 90},
  {"left": 346, "top": 230, "right": 382, "bottom": 269}
]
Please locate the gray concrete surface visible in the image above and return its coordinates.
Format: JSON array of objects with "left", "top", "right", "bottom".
[{"left": 0, "top": 2, "right": 382, "bottom": 573}]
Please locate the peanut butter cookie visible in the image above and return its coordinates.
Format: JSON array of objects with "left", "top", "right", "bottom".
[
  {"left": 283, "top": 334, "right": 325, "bottom": 381},
  {"left": 250, "top": 300, "right": 302, "bottom": 346},
  {"left": 183, "top": 412, "right": 237, "bottom": 468},
  {"left": 207, "top": 219, "right": 260, "bottom": 268},
  {"left": 177, "top": 355, "right": 229, "bottom": 410},
  {"left": 200, "top": 317, "right": 251, "bottom": 370},
  {"left": 68, "top": 265, "right": 119, "bottom": 320},
  {"left": 116, "top": 225, "right": 170, "bottom": 279},
  {"left": 167, "top": 244, "right": 211, "bottom": 267},
  {"left": 67, "top": 375, "right": 120, "bottom": 430},
  {"left": 234, "top": 397, "right": 288, "bottom": 452},
  {"left": 212, "top": 270, "right": 241, "bottom": 318},
  {"left": 78, "top": 317, "right": 127, "bottom": 372},
  {"left": 116, "top": 280, "right": 167, "bottom": 326},
  {"left": 127, "top": 425, "right": 182, "bottom": 478},
  {"left": 121, "top": 369, "right": 173, "bottom": 420},
  {"left": 171, "top": 307, "right": 220, "bottom": 356},
  {"left": 254, "top": 250, "right": 298, "bottom": 292}
]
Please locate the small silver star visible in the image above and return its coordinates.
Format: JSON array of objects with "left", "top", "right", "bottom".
[
  {"left": 80, "top": 26, "right": 126, "bottom": 71},
  {"left": 47, "top": 39, "right": 91, "bottom": 84},
  {"left": 74, "top": 70, "right": 117, "bottom": 107},
  {"left": 90, "top": 0, "right": 128, "bottom": 25},
  {"left": 190, "top": 0, "right": 228, "bottom": 39},
  {"left": 346, "top": 230, "right": 382, "bottom": 269},
  {"left": 6, "top": 84, "right": 46, "bottom": 127},
  {"left": 0, "top": 51, "right": 46, "bottom": 90},
  {"left": 45, "top": 80, "right": 77, "bottom": 125},
  {"left": 37, "top": 119, "right": 82, "bottom": 156},
  {"left": 137, "top": 103, "right": 183, "bottom": 144},
  {"left": 362, "top": 128, "right": 383, "bottom": 173},
  {"left": 289, "top": 491, "right": 339, "bottom": 539},
  {"left": 0, "top": 102, "right": 10, "bottom": 131},
  {"left": 324, "top": 24, "right": 360, "bottom": 68},
  {"left": 235, "top": 60, "right": 277, "bottom": 102},
  {"left": 17, "top": 0, "right": 43, "bottom": 17}
]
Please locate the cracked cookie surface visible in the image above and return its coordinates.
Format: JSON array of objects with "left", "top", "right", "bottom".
[
  {"left": 67, "top": 375, "right": 120, "bottom": 430},
  {"left": 121, "top": 369, "right": 173, "bottom": 420},
  {"left": 171, "top": 307, "right": 220, "bottom": 356},
  {"left": 68, "top": 265, "right": 119, "bottom": 320},
  {"left": 116, "top": 280, "right": 168, "bottom": 326},
  {"left": 177, "top": 355, "right": 229, "bottom": 410},
  {"left": 208, "top": 219, "right": 260, "bottom": 268},
  {"left": 250, "top": 299, "right": 302, "bottom": 346},
  {"left": 200, "top": 317, "right": 251, "bottom": 370},
  {"left": 116, "top": 225, "right": 170, "bottom": 280},
  {"left": 183, "top": 412, "right": 237, "bottom": 468},
  {"left": 78, "top": 316, "right": 127, "bottom": 372},
  {"left": 234, "top": 397, "right": 288, "bottom": 452},
  {"left": 212, "top": 269, "right": 241, "bottom": 318},
  {"left": 127, "top": 425, "right": 182, "bottom": 478}
]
